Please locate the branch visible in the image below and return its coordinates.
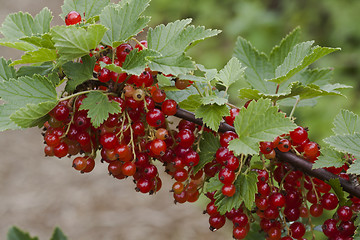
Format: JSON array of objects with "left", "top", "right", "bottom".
[{"left": 164, "top": 104, "right": 360, "bottom": 199}]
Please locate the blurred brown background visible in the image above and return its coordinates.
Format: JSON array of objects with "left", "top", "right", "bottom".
[{"left": 0, "top": 0, "right": 230, "bottom": 239}]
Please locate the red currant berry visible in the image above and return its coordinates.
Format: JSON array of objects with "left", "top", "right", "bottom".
[
  {"left": 146, "top": 109, "right": 165, "bottom": 128},
  {"left": 277, "top": 138, "right": 291, "bottom": 152},
  {"left": 161, "top": 99, "right": 177, "bottom": 116},
  {"left": 222, "top": 183, "right": 236, "bottom": 197},
  {"left": 65, "top": 11, "right": 81, "bottom": 25},
  {"left": 72, "top": 156, "right": 87, "bottom": 171},
  {"left": 321, "top": 192, "right": 339, "bottom": 210},
  {"left": 289, "top": 222, "right": 305, "bottom": 239}
]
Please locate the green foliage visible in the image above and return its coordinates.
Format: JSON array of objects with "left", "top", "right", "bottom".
[
  {"left": 147, "top": 19, "right": 220, "bottom": 75},
  {"left": 7, "top": 226, "right": 67, "bottom": 240},
  {"left": 195, "top": 104, "right": 229, "bottom": 131},
  {"left": 0, "top": 8, "right": 52, "bottom": 41},
  {"left": 103, "top": 49, "right": 160, "bottom": 75},
  {"left": 228, "top": 98, "right": 296, "bottom": 155},
  {"left": 63, "top": 55, "right": 97, "bottom": 92},
  {"left": 51, "top": 24, "right": 108, "bottom": 62},
  {"left": 193, "top": 132, "right": 220, "bottom": 174},
  {"left": 215, "top": 57, "right": 245, "bottom": 89},
  {"left": 178, "top": 95, "right": 202, "bottom": 112},
  {"left": 0, "top": 75, "right": 57, "bottom": 131},
  {"left": 61, "top": 0, "right": 110, "bottom": 20},
  {"left": 79, "top": 91, "right": 122, "bottom": 128},
  {"left": 325, "top": 178, "right": 346, "bottom": 206},
  {"left": 0, "top": 58, "right": 16, "bottom": 82},
  {"left": 7, "top": 226, "right": 39, "bottom": 240},
  {"left": 313, "top": 148, "right": 345, "bottom": 169},
  {"left": 16, "top": 62, "right": 55, "bottom": 78},
  {"left": 206, "top": 171, "right": 257, "bottom": 214},
  {"left": 100, "top": 0, "right": 150, "bottom": 47},
  {"left": 332, "top": 109, "right": 360, "bottom": 135},
  {"left": 11, "top": 48, "right": 57, "bottom": 65}
]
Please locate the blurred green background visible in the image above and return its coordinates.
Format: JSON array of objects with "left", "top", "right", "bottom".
[{"left": 146, "top": 0, "right": 360, "bottom": 143}]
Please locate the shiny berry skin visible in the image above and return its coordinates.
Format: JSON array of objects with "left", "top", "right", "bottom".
[
  {"left": 176, "top": 129, "right": 195, "bottom": 148},
  {"left": 233, "top": 213, "right": 248, "bottom": 228},
  {"left": 121, "top": 162, "right": 136, "bottom": 176},
  {"left": 209, "top": 214, "right": 226, "bottom": 231},
  {"left": 52, "top": 104, "right": 70, "bottom": 122},
  {"left": 259, "top": 141, "right": 273, "bottom": 154},
  {"left": 284, "top": 207, "right": 300, "bottom": 221},
  {"left": 173, "top": 190, "right": 188, "bottom": 203},
  {"left": 54, "top": 142, "right": 69, "bottom": 158},
  {"left": 269, "top": 192, "right": 286, "bottom": 207},
  {"left": 310, "top": 204, "right": 323, "bottom": 217},
  {"left": 81, "top": 157, "right": 95, "bottom": 173},
  {"left": 150, "top": 139, "right": 166, "bottom": 156},
  {"left": 224, "top": 108, "right": 240, "bottom": 126},
  {"left": 321, "top": 193, "right": 339, "bottom": 210},
  {"left": 98, "top": 68, "right": 111, "bottom": 82},
  {"left": 178, "top": 119, "right": 196, "bottom": 132},
  {"left": 175, "top": 79, "right": 190, "bottom": 90},
  {"left": 65, "top": 11, "right": 81, "bottom": 25},
  {"left": 116, "top": 43, "right": 133, "bottom": 63},
  {"left": 152, "top": 89, "right": 166, "bottom": 103},
  {"left": 174, "top": 168, "right": 188, "bottom": 182},
  {"left": 264, "top": 206, "right": 279, "bottom": 219},
  {"left": 72, "top": 156, "right": 87, "bottom": 171},
  {"left": 161, "top": 99, "right": 177, "bottom": 116},
  {"left": 337, "top": 206, "right": 353, "bottom": 221},
  {"left": 290, "top": 126, "right": 308, "bottom": 144},
  {"left": 222, "top": 183, "right": 236, "bottom": 197},
  {"left": 224, "top": 155, "right": 239, "bottom": 171},
  {"left": 135, "top": 40, "right": 147, "bottom": 50},
  {"left": 220, "top": 131, "right": 238, "bottom": 147},
  {"left": 44, "top": 133, "right": 60, "bottom": 147},
  {"left": 136, "top": 178, "right": 153, "bottom": 193},
  {"left": 218, "top": 167, "right": 235, "bottom": 184},
  {"left": 143, "top": 165, "right": 158, "bottom": 179},
  {"left": 100, "top": 132, "right": 118, "bottom": 150},
  {"left": 289, "top": 222, "right": 305, "bottom": 239},
  {"left": 146, "top": 109, "right": 165, "bottom": 127},
  {"left": 303, "top": 141, "right": 320, "bottom": 158},
  {"left": 322, "top": 219, "right": 339, "bottom": 237},
  {"left": 277, "top": 138, "right": 291, "bottom": 152},
  {"left": 73, "top": 112, "right": 91, "bottom": 130},
  {"left": 267, "top": 227, "right": 281, "bottom": 240},
  {"left": 108, "top": 161, "right": 123, "bottom": 176},
  {"left": 233, "top": 226, "right": 247, "bottom": 239},
  {"left": 183, "top": 150, "right": 200, "bottom": 167}
]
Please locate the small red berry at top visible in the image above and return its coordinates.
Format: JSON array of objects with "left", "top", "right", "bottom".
[{"left": 65, "top": 11, "right": 82, "bottom": 25}]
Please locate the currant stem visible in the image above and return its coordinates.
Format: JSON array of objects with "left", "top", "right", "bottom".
[
  {"left": 59, "top": 90, "right": 106, "bottom": 102},
  {"left": 289, "top": 96, "right": 300, "bottom": 119}
]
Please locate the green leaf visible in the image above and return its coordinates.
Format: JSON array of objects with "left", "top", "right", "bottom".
[
  {"left": 147, "top": 19, "right": 220, "bottom": 75},
  {"left": 233, "top": 37, "right": 275, "bottom": 94},
  {"left": 63, "top": 55, "right": 96, "bottom": 92},
  {"left": 228, "top": 98, "right": 296, "bottom": 155},
  {"left": 267, "top": 44, "right": 340, "bottom": 84},
  {"left": 100, "top": 0, "right": 150, "bottom": 47},
  {"left": 51, "top": 24, "right": 108, "bottom": 62},
  {"left": 269, "top": 27, "right": 302, "bottom": 68},
  {"left": 354, "top": 213, "right": 360, "bottom": 239},
  {"left": 0, "top": 58, "right": 16, "bottom": 82},
  {"left": 325, "top": 178, "right": 346, "bottom": 206},
  {"left": 178, "top": 94, "right": 202, "bottom": 112},
  {"left": 193, "top": 132, "right": 220, "bottom": 174},
  {"left": 10, "top": 102, "right": 56, "bottom": 128},
  {"left": 11, "top": 48, "right": 57, "bottom": 65},
  {"left": 313, "top": 148, "right": 346, "bottom": 169},
  {"left": 205, "top": 173, "right": 222, "bottom": 193},
  {"left": 20, "top": 34, "right": 55, "bottom": 49},
  {"left": 332, "top": 109, "right": 360, "bottom": 135},
  {"left": 200, "top": 95, "right": 228, "bottom": 106},
  {"left": 7, "top": 226, "right": 39, "bottom": 240},
  {"left": 239, "top": 171, "right": 257, "bottom": 210},
  {"left": 215, "top": 57, "right": 245, "bottom": 88},
  {"left": 17, "top": 62, "right": 55, "bottom": 77},
  {"left": 347, "top": 160, "right": 360, "bottom": 175},
  {"left": 121, "top": 49, "right": 160, "bottom": 75},
  {"left": 79, "top": 91, "right": 122, "bottom": 128},
  {"left": 0, "top": 41, "right": 36, "bottom": 51},
  {"left": 0, "top": 75, "right": 57, "bottom": 131},
  {"left": 195, "top": 104, "right": 229, "bottom": 131},
  {"left": 148, "top": 54, "right": 195, "bottom": 75},
  {"left": 213, "top": 177, "right": 243, "bottom": 215},
  {"left": 165, "top": 84, "right": 203, "bottom": 103},
  {"left": 0, "top": 7, "right": 52, "bottom": 41},
  {"left": 324, "top": 133, "right": 360, "bottom": 158},
  {"left": 178, "top": 74, "right": 207, "bottom": 83},
  {"left": 50, "top": 227, "right": 68, "bottom": 240},
  {"left": 61, "top": 0, "right": 110, "bottom": 20},
  {"left": 157, "top": 74, "right": 172, "bottom": 87}
]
